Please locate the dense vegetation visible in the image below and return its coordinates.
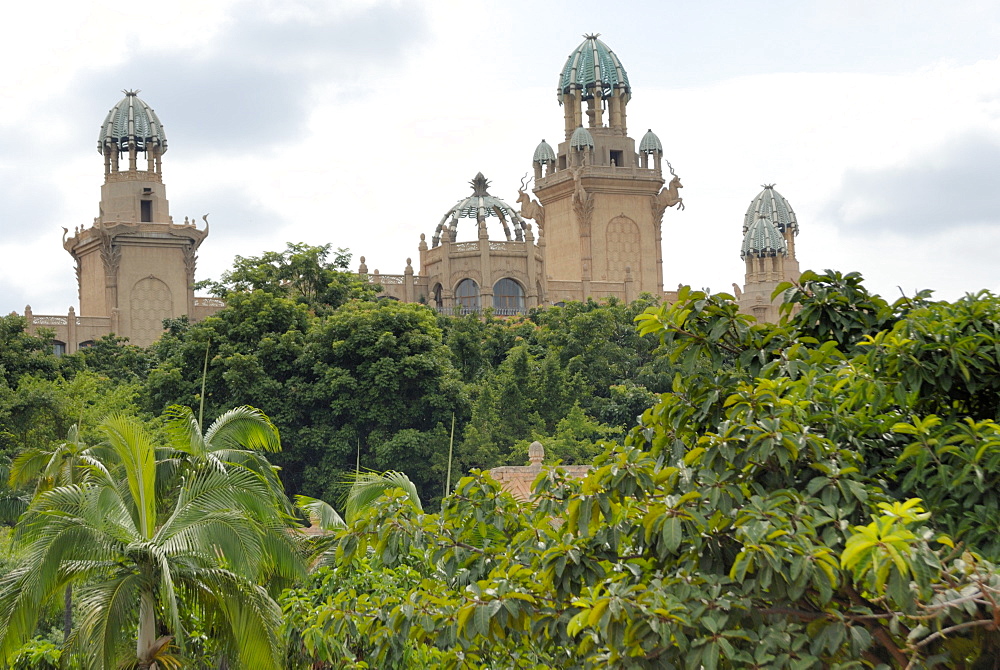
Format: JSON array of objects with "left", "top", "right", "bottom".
[{"left": 3, "top": 245, "right": 1000, "bottom": 667}]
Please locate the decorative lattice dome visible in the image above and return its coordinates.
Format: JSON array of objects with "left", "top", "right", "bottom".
[
  {"left": 744, "top": 184, "right": 798, "bottom": 235},
  {"left": 533, "top": 139, "right": 556, "bottom": 165},
  {"left": 569, "top": 126, "right": 595, "bottom": 150},
  {"left": 98, "top": 90, "right": 167, "bottom": 154},
  {"left": 741, "top": 214, "right": 787, "bottom": 259},
  {"left": 558, "top": 34, "right": 631, "bottom": 105},
  {"left": 432, "top": 173, "right": 529, "bottom": 247},
  {"left": 639, "top": 129, "right": 663, "bottom": 155}
]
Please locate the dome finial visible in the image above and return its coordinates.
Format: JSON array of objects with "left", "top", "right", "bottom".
[
  {"left": 583, "top": 32, "right": 601, "bottom": 40},
  {"left": 470, "top": 172, "right": 491, "bottom": 197},
  {"left": 122, "top": 89, "right": 140, "bottom": 96}
]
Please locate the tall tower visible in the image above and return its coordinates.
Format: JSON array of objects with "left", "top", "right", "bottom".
[
  {"left": 738, "top": 185, "right": 801, "bottom": 322},
  {"left": 64, "top": 91, "right": 207, "bottom": 347},
  {"left": 530, "top": 34, "right": 682, "bottom": 302}
]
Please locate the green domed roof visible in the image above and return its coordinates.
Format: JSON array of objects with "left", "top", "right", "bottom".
[
  {"left": 98, "top": 90, "right": 167, "bottom": 154},
  {"left": 639, "top": 129, "right": 662, "bottom": 154},
  {"left": 569, "top": 126, "right": 595, "bottom": 149},
  {"left": 533, "top": 139, "right": 556, "bottom": 164},
  {"left": 741, "top": 214, "right": 787, "bottom": 259},
  {"left": 558, "top": 34, "right": 631, "bottom": 104},
  {"left": 432, "top": 173, "right": 529, "bottom": 247},
  {"left": 744, "top": 184, "right": 798, "bottom": 234}
]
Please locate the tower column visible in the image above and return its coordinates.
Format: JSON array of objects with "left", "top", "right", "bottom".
[
  {"left": 564, "top": 91, "right": 576, "bottom": 139},
  {"left": 590, "top": 89, "right": 603, "bottom": 127}
]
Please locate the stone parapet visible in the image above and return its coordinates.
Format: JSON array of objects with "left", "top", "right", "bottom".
[{"left": 489, "top": 441, "right": 591, "bottom": 501}]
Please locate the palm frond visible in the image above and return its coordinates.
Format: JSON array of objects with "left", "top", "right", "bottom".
[
  {"left": 294, "top": 495, "right": 346, "bottom": 531},
  {"left": 72, "top": 572, "right": 142, "bottom": 670},
  {"left": 8, "top": 449, "right": 52, "bottom": 490},
  {"left": 343, "top": 470, "right": 423, "bottom": 524},
  {"left": 204, "top": 406, "right": 282, "bottom": 453},
  {"left": 99, "top": 415, "right": 157, "bottom": 539},
  {"left": 0, "top": 493, "right": 26, "bottom": 525},
  {"left": 178, "top": 568, "right": 285, "bottom": 670},
  {"left": 163, "top": 405, "right": 207, "bottom": 459}
]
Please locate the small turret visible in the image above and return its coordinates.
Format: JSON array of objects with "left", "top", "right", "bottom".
[
  {"left": 639, "top": 129, "right": 663, "bottom": 170},
  {"left": 738, "top": 185, "right": 802, "bottom": 323},
  {"left": 569, "top": 126, "right": 595, "bottom": 166},
  {"left": 532, "top": 139, "right": 556, "bottom": 178},
  {"left": 741, "top": 214, "right": 786, "bottom": 259}
]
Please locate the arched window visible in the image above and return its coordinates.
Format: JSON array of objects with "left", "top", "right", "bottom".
[
  {"left": 52, "top": 341, "right": 66, "bottom": 356},
  {"left": 455, "top": 279, "right": 480, "bottom": 313},
  {"left": 493, "top": 278, "right": 524, "bottom": 315},
  {"left": 432, "top": 283, "right": 443, "bottom": 310}
]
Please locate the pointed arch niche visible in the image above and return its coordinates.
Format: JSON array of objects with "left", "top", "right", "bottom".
[
  {"left": 130, "top": 276, "right": 173, "bottom": 345},
  {"left": 606, "top": 215, "right": 640, "bottom": 279}
]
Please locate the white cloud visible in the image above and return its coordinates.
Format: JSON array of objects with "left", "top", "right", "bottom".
[{"left": 4, "top": 1, "right": 1000, "bottom": 313}]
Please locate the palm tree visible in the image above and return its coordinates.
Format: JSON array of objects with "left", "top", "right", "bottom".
[
  {"left": 163, "top": 405, "right": 288, "bottom": 509},
  {"left": 8, "top": 424, "right": 102, "bottom": 494},
  {"left": 0, "top": 413, "right": 305, "bottom": 669},
  {"left": 7, "top": 424, "right": 106, "bottom": 642}
]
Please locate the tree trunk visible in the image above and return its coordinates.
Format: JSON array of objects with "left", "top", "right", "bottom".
[
  {"left": 63, "top": 584, "right": 72, "bottom": 643},
  {"left": 137, "top": 590, "right": 156, "bottom": 668}
]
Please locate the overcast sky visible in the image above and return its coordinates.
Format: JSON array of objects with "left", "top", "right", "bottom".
[{"left": 3, "top": 0, "right": 1000, "bottom": 315}]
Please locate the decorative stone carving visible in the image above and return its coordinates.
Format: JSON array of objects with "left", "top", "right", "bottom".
[
  {"left": 517, "top": 175, "right": 545, "bottom": 229},
  {"left": 570, "top": 165, "right": 587, "bottom": 205},
  {"left": 75, "top": 258, "right": 82, "bottom": 305},
  {"left": 183, "top": 243, "right": 198, "bottom": 283},
  {"left": 98, "top": 230, "right": 121, "bottom": 279},
  {"left": 651, "top": 162, "right": 685, "bottom": 223},
  {"left": 573, "top": 191, "right": 594, "bottom": 236}
]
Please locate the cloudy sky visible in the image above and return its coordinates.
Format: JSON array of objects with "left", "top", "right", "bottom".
[{"left": 3, "top": 0, "right": 1000, "bottom": 315}]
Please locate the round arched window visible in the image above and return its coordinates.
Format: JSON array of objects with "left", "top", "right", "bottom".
[
  {"left": 455, "top": 279, "right": 480, "bottom": 312},
  {"left": 432, "top": 283, "right": 443, "bottom": 309},
  {"left": 493, "top": 278, "right": 524, "bottom": 315}
]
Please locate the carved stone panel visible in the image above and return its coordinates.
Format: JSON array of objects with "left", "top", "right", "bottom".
[
  {"left": 606, "top": 215, "right": 640, "bottom": 279},
  {"left": 129, "top": 276, "right": 173, "bottom": 346}
]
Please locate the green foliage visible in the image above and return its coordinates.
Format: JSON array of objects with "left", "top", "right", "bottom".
[
  {"left": 0, "top": 409, "right": 305, "bottom": 669},
  {"left": 60, "top": 334, "right": 153, "bottom": 383},
  {"left": 281, "top": 558, "right": 443, "bottom": 668},
  {"left": 10, "top": 637, "right": 62, "bottom": 670},
  {"left": 296, "top": 300, "right": 468, "bottom": 503},
  {"left": 0, "top": 315, "right": 60, "bottom": 388},
  {"left": 507, "top": 404, "right": 620, "bottom": 465},
  {"left": 0, "top": 371, "right": 143, "bottom": 463},
  {"left": 283, "top": 274, "right": 1000, "bottom": 669},
  {"left": 203, "top": 242, "right": 379, "bottom": 313}
]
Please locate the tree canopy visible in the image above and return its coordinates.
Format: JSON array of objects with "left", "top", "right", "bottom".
[{"left": 281, "top": 272, "right": 1000, "bottom": 669}]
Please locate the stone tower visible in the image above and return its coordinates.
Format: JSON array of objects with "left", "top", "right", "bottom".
[
  {"left": 530, "top": 34, "right": 682, "bottom": 303},
  {"left": 738, "top": 185, "right": 801, "bottom": 322},
  {"left": 63, "top": 90, "right": 207, "bottom": 347}
]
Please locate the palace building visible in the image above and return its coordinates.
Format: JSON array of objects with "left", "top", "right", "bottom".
[
  {"left": 22, "top": 34, "right": 800, "bottom": 350},
  {"left": 359, "top": 34, "right": 800, "bottom": 316}
]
